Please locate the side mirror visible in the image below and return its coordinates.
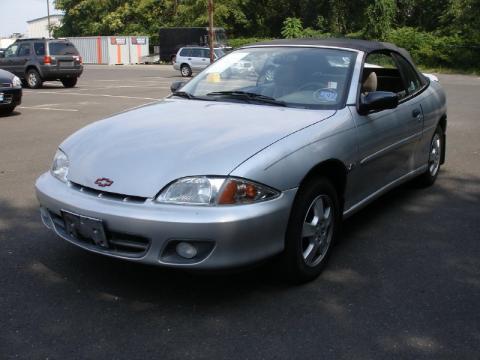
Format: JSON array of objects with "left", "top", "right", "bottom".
[
  {"left": 359, "top": 91, "right": 398, "bottom": 115},
  {"left": 170, "top": 80, "right": 186, "bottom": 93}
]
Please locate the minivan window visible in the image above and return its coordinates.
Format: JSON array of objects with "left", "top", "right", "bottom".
[
  {"left": 34, "top": 43, "right": 46, "bottom": 56},
  {"left": 179, "top": 48, "right": 191, "bottom": 57},
  {"left": 48, "top": 42, "right": 79, "bottom": 56},
  {"left": 190, "top": 48, "right": 203, "bottom": 58}
]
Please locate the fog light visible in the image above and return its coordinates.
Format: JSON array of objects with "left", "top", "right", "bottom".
[
  {"left": 176, "top": 242, "right": 198, "bottom": 259},
  {"left": 40, "top": 207, "right": 53, "bottom": 229}
]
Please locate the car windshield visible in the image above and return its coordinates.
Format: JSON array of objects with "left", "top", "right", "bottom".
[
  {"left": 48, "top": 42, "right": 79, "bottom": 56},
  {"left": 180, "top": 47, "right": 357, "bottom": 109}
]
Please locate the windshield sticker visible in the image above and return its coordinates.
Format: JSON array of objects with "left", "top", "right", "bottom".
[
  {"left": 327, "top": 81, "right": 338, "bottom": 89},
  {"left": 314, "top": 89, "right": 338, "bottom": 102}
]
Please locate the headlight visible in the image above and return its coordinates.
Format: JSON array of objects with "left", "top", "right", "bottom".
[
  {"left": 12, "top": 76, "right": 22, "bottom": 88},
  {"left": 51, "top": 149, "right": 69, "bottom": 183},
  {"left": 156, "top": 176, "right": 279, "bottom": 205}
]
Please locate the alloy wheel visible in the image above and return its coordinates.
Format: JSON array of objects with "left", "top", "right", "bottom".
[
  {"left": 301, "top": 194, "right": 334, "bottom": 267},
  {"left": 429, "top": 133, "right": 441, "bottom": 177}
]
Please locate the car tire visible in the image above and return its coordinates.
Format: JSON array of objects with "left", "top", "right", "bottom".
[
  {"left": 180, "top": 64, "right": 192, "bottom": 77},
  {"left": 283, "top": 177, "right": 340, "bottom": 284},
  {"left": 61, "top": 78, "right": 78, "bottom": 88},
  {"left": 416, "top": 125, "right": 444, "bottom": 187},
  {"left": 26, "top": 69, "right": 42, "bottom": 89},
  {"left": 0, "top": 106, "right": 15, "bottom": 115}
]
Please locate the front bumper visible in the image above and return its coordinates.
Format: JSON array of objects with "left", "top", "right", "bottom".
[
  {"left": 0, "top": 87, "right": 22, "bottom": 108},
  {"left": 35, "top": 172, "right": 297, "bottom": 269}
]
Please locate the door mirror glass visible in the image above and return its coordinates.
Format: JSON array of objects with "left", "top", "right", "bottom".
[
  {"left": 359, "top": 91, "right": 398, "bottom": 115},
  {"left": 170, "top": 80, "right": 186, "bottom": 93}
]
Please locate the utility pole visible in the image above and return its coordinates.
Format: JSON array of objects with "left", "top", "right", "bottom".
[
  {"left": 208, "top": 0, "right": 214, "bottom": 63},
  {"left": 46, "top": 0, "right": 51, "bottom": 38}
]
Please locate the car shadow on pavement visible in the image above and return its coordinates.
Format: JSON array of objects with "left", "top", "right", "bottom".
[{"left": 1, "top": 170, "right": 479, "bottom": 358}]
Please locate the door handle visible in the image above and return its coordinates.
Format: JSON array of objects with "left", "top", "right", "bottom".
[
  {"left": 188, "top": 58, "right": 192, "bottom": 60},
  {"left": 412, "top": 109, "right": 421, "bottom": 118}
]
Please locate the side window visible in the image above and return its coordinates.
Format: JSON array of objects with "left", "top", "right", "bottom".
[
  {"left": 201, "top": 49, "right": 210, "bottom": 58},
  {"left": 179, "top": 48, "right": 192, "bottom": 57},
  {"left": 393, "top": 54, "right": 424, "bottom": 96},
  {"left": 34, "top": 43, "right": 46, "bottom": 56},
  {"left": 17, "top": 44, "right": 31, "bottom": 57},
  {"left": 5, "top": 44, "right": 18, "bottom": 58},
  {"left": 190, "top": 48, "right": 202, "bottom": 58},
  {"left": 362, "top": 52, "right": 408, "bottom": 100}
]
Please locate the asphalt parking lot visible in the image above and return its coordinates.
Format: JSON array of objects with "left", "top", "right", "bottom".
[{"left": 1, "top": 65, "right": 479, "bottom": 359}]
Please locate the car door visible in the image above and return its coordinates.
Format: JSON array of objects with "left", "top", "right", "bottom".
[
  {"left": 392, "top": 53, "right": 429, "bottom": 170},
  {"left": 351, "top": 51, "right": 423, "bottom": 203},
  {"left": 199, "top": 49, "right": 211, "bottom": 69},
  {"left": 189, "top": 48, "right": 205, "bottom": 70},
  {"left": 0, "top": 43, "right": 19, "bottom": 73},
  {"left": 13, "top": 42, "right": 32, "bottom": 76}
]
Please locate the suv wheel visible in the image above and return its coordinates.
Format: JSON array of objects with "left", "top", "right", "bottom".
[
  {"left": 180, "top": 64, "right": 192, "bottom": 77},
  {"left": 283, "top": 177, "right": 340, "bottom": 283},
  {"left": 26, "top": 69, "right": 42, "bottom": 89},
  {"left": 61, "top": 78, "right": 78, "bottom": 88}
]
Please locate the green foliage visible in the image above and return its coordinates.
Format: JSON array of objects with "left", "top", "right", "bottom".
[
  {"left": 363, "top": 0, "right": 396, "bottom": 40},
  {"left": 228, "top": 37, "right": 272, "bottom": 48},
  {"left": 52, "top": 0, "right": 480, "bottom": 71},
  {"left": 281, "top": 17, "right": 304, "bottom": 39}
]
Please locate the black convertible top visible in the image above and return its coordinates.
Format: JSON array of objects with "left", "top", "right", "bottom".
[{"left": 247, "top": 38, "right": 414, "bottom": 63}]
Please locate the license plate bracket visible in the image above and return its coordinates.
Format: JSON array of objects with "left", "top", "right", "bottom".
[
  {"left": 62, "top": 211, "right": 108, "bottom": 248},
  {"left": 59, "top": 61, "right": 74, "bottom": 68}
]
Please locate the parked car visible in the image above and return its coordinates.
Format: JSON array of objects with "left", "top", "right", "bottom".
[
  {"left": 0, "top": 38, "right": 83, "bottom": 89},
  {"left": 36, "top": 39, "right": 447, "bottom": 283},
  {"left": 173, "top": 47, "right": 225, "bottom": 77},
  {"left": 159, "top": 27, "right": 230, "bottom": 63},
  {"left": 0, "top": 68, "right": 22, "bottom": 115}
]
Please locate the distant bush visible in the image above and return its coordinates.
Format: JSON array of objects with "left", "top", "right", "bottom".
[
  {"left": 228, "top": 37, "right": 272, "bottom": 48},
  {"left": 386, "top": 27, "right": 480, "bottom": 70}
]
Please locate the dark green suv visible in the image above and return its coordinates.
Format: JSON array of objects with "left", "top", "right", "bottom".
[{"left": 0, "top": 38, "right": 83, "bottom": 89}]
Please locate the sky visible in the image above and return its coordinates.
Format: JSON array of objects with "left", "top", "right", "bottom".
[{"left": 0, "top": 0, "right": 62, "bottom": 37}]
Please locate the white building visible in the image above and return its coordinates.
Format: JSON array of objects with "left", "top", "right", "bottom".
[{"left": 27, "top": 14, "right": 64, "bottom": 38}]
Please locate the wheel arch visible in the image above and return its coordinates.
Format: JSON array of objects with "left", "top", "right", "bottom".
[
  {"left": 25, "top": 65, "right": 42, "bottom": 78},
  {"left": 437, "top": 114, "right": 447, "bottom": 164},
  {"left": 298, "top": 159, "right": 348, "bottom": 210}
]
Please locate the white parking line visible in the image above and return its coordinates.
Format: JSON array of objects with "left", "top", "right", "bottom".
[
  {"left": 23, "top": 90, "right": 162, "bottom": 101},
  {"left": 18, "top": 106, "right": 79, "bottom": 112}
]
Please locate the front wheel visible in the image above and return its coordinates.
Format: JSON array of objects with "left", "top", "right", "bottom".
[
  {"left": 416, "top": 126, "right": 444, "bottom": 187},
  {"left": 283, "top": 177, "right": 340, "bottom": 283},
  {"left": 61, "top": 78, "right": 78, "bottom": 88},
  {"left": 26, "top": 69, "right": 42, "bottom": 89},
  {"left": 0, "top": 106, "right": 15, "bottom": 115},
  {"left": 180, "top": 64, "right": 192, "bottom": 77}
]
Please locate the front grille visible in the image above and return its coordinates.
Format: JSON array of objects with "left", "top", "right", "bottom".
[
  {"left": 1, "top": 83, "right": 12, "bottom": 88},
  {"left": 1, "top": 94, "right": 13, "bottom": 104},
  {"left": 70, "top": 182, "right": 147, "bottom": 204},
  {"left": 50, "top": 211, "right": 151, "bottom": 257}
]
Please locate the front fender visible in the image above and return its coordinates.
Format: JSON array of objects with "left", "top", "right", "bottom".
[{"left": 230, "top": 108, "right": 357, "bottom": 191}]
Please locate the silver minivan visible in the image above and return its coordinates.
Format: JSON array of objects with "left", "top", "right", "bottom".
[{"left": 173, "top": 47, "right": 225, "bottom": 77}]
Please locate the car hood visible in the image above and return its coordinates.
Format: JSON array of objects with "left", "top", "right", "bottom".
[{"left": 62, "top": 99, "right": 335, "bottom": 198}]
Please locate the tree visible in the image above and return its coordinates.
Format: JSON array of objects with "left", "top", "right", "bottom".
[
  {"left": 363, "top": 0, "right": 396, "bottom": 40},
  {"left": 281, "top": 17, "right": 303, "bottom": 38}
]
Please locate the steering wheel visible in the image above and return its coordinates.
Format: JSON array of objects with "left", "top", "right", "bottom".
[{"left": 297, "top": 82, "right": 326, "bottom": 91}]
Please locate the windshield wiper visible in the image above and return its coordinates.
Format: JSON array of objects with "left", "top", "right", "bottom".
[
  {"left": 206, "top": 91, "right": 287, "bottom": 107},
  {"left": 172, "top": 91, "right": 195, "bottom": 99}
]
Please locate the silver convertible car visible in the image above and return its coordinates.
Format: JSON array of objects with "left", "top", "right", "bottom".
[{"left": 36, "top": 39, "right": 446, "bottom": 282}]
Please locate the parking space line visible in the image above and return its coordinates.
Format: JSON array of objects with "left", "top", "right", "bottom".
[
  {"left": 22, "top": 90, "right": 162, "bottom": 101},
  {"left": 18, "top": 106, "right": 79, "bottom": 112}
]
